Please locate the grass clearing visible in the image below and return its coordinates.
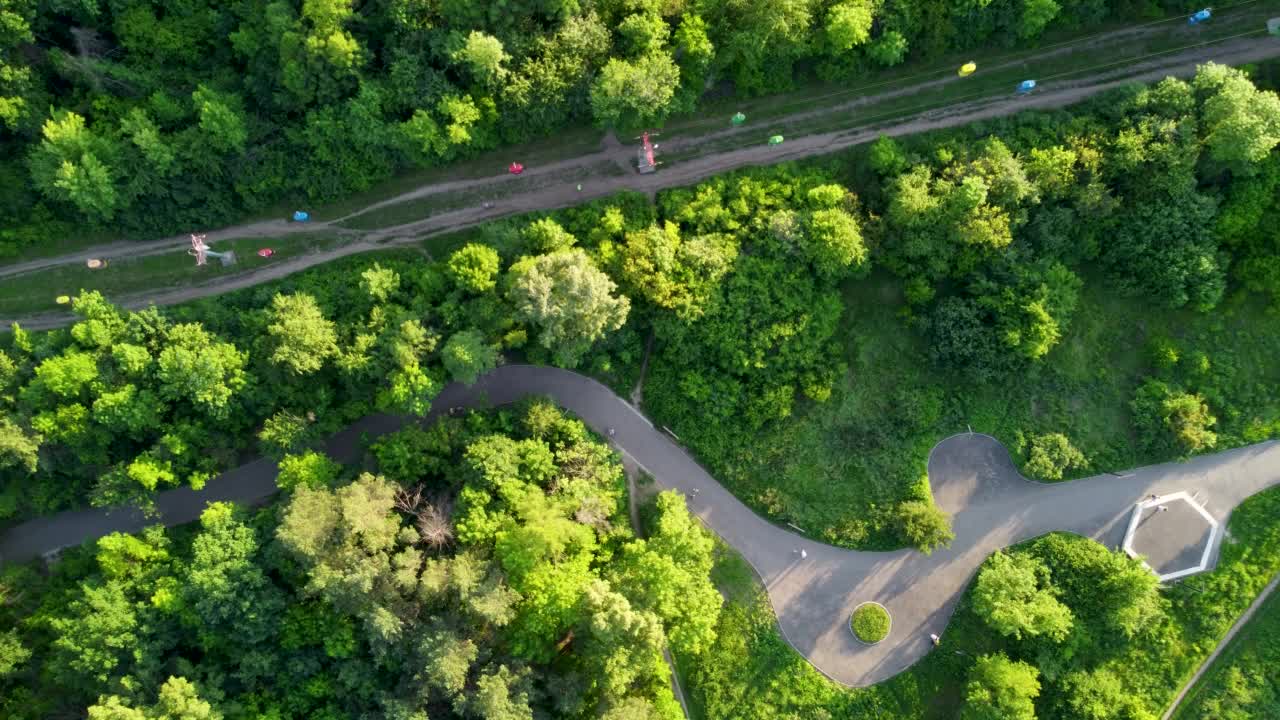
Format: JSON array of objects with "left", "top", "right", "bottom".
[
  {"left": 0, "top": 232, "right": 345, "bottom": 316},
  {"left": 657, "top": 268, "right": 1280, "bottom": 550}
]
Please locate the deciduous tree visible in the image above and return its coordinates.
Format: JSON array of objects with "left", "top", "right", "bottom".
[{"left": 507, "top": 249, "right": 630, "bottom": 367}]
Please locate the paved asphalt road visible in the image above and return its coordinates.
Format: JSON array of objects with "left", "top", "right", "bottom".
[{"left": 2, "top": 365, "right": 1278, "bottom": 687}]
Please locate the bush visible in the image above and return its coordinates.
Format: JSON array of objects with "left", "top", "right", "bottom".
[
  {"left": 1023, "top": 432, "right": 1088, "bottom": 481},
  {"left": 1131, "top": 379, "right": 1218, "bottom": 457},
  {"left": 851, "top": 603, "right": 891, "bottom": 643},
  {"left": 895, "top": 499, "right": 954, "bottom": 555}
]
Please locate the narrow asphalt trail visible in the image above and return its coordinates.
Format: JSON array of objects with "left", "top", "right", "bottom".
[{"left": 2, "top": 365, "right": 1278, "bottom": 688}]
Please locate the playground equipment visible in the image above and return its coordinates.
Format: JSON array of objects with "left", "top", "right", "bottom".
[
  {"left": 636, "top": 131, "right": 660, "bottom": 174},
  {"left": 292, "top": 210, "right": 310, "bottom": 222},
  {"left": 958, "top": 62, "right": 977, "bottom": 77},
  {"left": 731, "top": 112, "right": 746, "bottom": 126},
  {"left": 768, "top": 135, "right": 785, "bottom": 145},
  {"left": 1188, "top": 8, "right": 1211, "bottom": 24},
  {"left": 189, "top": 234, "right": 236, "bottom": 267},
  {"left": 508, "top": 162, "right": 524, "bottom": 175},
  {"left": 1016, "top": 80, "right": 1037, "bottom": 95}
]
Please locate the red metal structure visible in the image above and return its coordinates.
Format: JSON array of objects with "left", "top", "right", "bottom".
[{"left": 636, "top": 131, "right": 660, "bottom": 174}]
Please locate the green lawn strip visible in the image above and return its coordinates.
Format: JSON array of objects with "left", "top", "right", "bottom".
[
  {"left": 0, "top": 232, "right": 344, "bottom": 316},
  {"left": 1169, "top": 577, "right": 1280, "bottom": 719},
  {"left": 679, "top": 486, "right": 1280, "bottom": 720}
]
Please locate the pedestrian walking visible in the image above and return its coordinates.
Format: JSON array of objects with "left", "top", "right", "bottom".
[
  {"left": 800, "top": 549, "right": 808, "bottom": 559},
  {"left": 930, "top": 633, "right": 941, "bottom": 646}
]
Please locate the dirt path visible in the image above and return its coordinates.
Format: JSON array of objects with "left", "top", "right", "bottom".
[
  {"left": 1160, "top": 570, "right": 1280, "bottom": 720},
  {"left": 5, "top": 34, "right": 1279, "bottom": 331}
]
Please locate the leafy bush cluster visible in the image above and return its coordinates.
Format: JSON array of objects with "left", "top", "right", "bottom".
[
  {"left": 0, "top": 400, "right": 721, "bottom": 719},
  {"left": 0, "top": 0, "right": 1226, "bottom": 254}
]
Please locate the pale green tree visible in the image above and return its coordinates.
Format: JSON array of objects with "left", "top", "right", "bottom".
[
  {"left": 448, "top": 243, "right": 501, "bottom": 293},
  {"left": 801, "top": 208, "right": 867, "bottom": 278},
  {"left": 29, "top": 111, "right": 120, "bottom": 220},
  {"left": 266, "top": 293, "right": 338, "bottom": 375},
  {"left": 442, "top": 329, "right": 497, "bottom": 385},
  {"left": 590, "top": 53, "right": 680, "bottom": 129},
  {"left": 618, "top": 222, "right": 737, "bottom": 320},
  {"left": 452, "top": 30, "right": 509, "bottom": 86},
  {"left": 973, "top": 552, "right": 1073, "bottom": 641},
  {"left": 826, "top": 1, "right": 873, "bottom": 51},
  {"left": 507, "top": 248, "right": 630, "bottom": 367},
  {"left": 155, "top": 323, "right": 248, "bottom": 417},
  {"left": 1194, "top": 63, "right": 1280, "bottom": 172},
  {"left": 192, "top": 85, "right": 247, "bottom": 153},
  {"left": 617, "top": 13, "right": 669, "bottom": 56},
  {"left": 962, "top": 653, "right": 1041, "bottom": 720}
]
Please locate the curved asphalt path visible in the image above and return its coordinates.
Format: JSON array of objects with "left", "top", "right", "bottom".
[{"left": 2, "top": 365, "right": 1278, "bottom": 687}]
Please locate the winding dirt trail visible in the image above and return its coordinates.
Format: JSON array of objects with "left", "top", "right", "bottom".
[{"left": 5, "top": 33, "right": 1280, "bottom": 330}]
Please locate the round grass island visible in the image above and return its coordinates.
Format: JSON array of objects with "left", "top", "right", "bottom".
[{"left": 850, "top": 602, "right": 891, "bottom": 644}]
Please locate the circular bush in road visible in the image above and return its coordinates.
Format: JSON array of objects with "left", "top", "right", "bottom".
[{"left": 851, "top": 602, "right": 891, "bottom": 644}]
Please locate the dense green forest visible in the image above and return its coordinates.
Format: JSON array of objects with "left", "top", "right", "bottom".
[
  {"left": 2, "top": 56, "right": 1280, "bottom": 720},
  {"left": 0, "top": 0, "right": 1223, "bottom": 255},
  {"left": 3, "top": 62, "right": 1279, "bottom": 550},
  {"left": 0, "top": 400, "right": 721, "bottom": 719}
]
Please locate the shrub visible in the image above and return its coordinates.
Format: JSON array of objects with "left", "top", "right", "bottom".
[
  {"left": 1131, "top": 379, "right": 1218, "bottom": 456},
  {"left": 1023, "top": 432, "right": 1087, "bottom": 481},
  {"left": 895, "top": 499, "right": 954, "bottom": 555},
  {"left": 851, "top": 603, "right": 891, "bottom": 643}
]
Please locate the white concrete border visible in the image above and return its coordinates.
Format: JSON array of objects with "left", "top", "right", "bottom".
[
  {"left": 1122, "top": 491, "right": 1220, "bottom": 582},
  {"left": 849, "top": 601, "right": 892, "bottom": 645}
]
